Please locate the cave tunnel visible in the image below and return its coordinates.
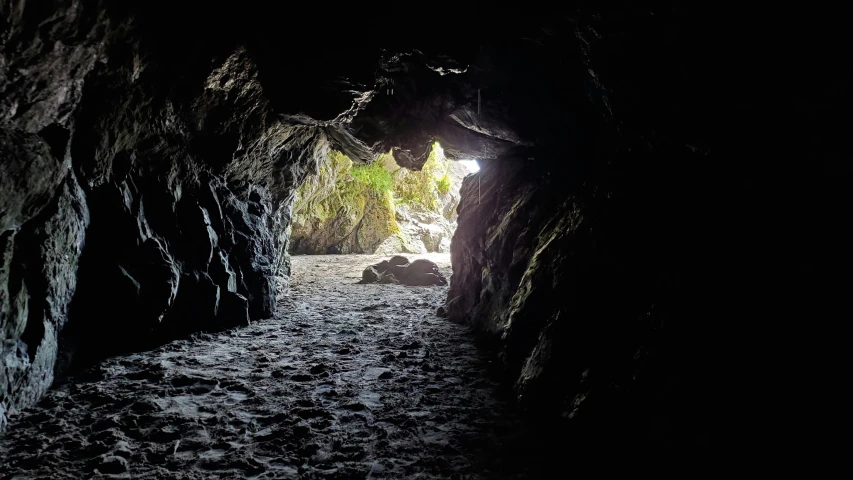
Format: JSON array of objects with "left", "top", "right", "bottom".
[{"left": 1, "top": 1, "right": 850, "bottom": 477}]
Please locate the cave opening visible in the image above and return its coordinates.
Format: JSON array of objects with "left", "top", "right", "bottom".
[{"left": 289, "top": 141, "right": 469, "bottom": 259}]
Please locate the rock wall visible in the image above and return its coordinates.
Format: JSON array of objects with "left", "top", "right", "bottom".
[
  {"left": 443, "top": 4, "right": 849, "bottom": 465},
  {"left": 289, "top": 152, "right": 399, "bottom": 255},
  {"left": 377, "top": 155, "right": 468, "bottom": 255},
  {"left": 0, "top": 1, "right": 329, "bottom": 427}
]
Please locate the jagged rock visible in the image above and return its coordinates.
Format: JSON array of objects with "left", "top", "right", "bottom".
[
  {"left": 419, "top": 224, "right": 446, "bottom": 252},
  {"left": 217, "top": 291, "right": 251, "bottom": 330},
  {"left": 223, "top": 187, "right": 278, "bottom": 320},
  {"left": 289, "top": 152, "right": 399, "bottom": 255},
  {"left": 136, "top": 237, "right": 182, "bottom": 323},
  {"left": 440, "top": 161, "right": 470, "bottom": 223},
  {"left": 1, "top": 3, "right": 333, "bottom": 424},
  {"left": 391, "top": 203, "right": 458, "bottom": 255},
  {"left": 1, "top": 174, "right": 89, "bottom": 427},
  {"left": 0, "top": 130, "right": 68, "bottom": 232}
]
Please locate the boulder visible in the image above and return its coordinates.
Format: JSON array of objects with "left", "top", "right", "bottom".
[
  {"left": 378, "top": 273, "right": 400, "bottom": 284},
  {"left": 388, "top": 256, "right": 409, "bottom": 267},
  {"left": 404, "top": 259, "right": 448, "bottom": 286},
  {"left": 359, "top": 266, "right": 380, "bottom": 284},
  {"left": 357, "top": 256, "right": 447, "bottom": 286}
]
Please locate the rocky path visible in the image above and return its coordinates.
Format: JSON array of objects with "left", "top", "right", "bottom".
[{"left": 1, "top": 254, "right": 533, "bottom": 479}]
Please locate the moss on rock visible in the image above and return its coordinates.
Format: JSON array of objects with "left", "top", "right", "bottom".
[
  {"left": 290, "top": 151, "right": 399, "bottom": 254},
  {"left": 290, "top": 143, "right": 463, "bottom": 255},
  {"left": 393, "top": 142, "right": 449, "bottom": 211}
]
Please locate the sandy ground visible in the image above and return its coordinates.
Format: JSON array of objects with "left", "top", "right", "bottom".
[{"left": 0, "top": 254, "right": 534, "bottom": 479}]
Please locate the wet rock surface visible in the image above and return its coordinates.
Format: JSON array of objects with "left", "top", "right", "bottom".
[{"left": 0, "top": 255, "right": 537, "bottom": 479}]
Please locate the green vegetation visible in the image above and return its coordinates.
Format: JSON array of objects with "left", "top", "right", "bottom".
[
  {"left": 290, "top": 143, "right": 455, "bottom": 254},
  {"left": 295, "top": 144, "right": 452, "bottom": 223},
  {"left": 351, "top": 161, "right": 393, "bottom": 196},
  {"left": 392, "top": 142, "right": 450, "bottom": 210},
  {"left": 292, "top": 150, "right": 400, "bottom": 253},
  {"left": 436, "top": 173, "right": 451, "bottom": 195}
]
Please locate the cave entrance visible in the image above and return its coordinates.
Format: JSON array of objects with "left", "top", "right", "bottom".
[{"left": 289, "top": 142, "right": 470, "bottom": 259}]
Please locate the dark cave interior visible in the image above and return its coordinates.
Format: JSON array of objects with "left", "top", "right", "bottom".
[{"left": 1, "top": 0, "right": 850, "bottom": 476}]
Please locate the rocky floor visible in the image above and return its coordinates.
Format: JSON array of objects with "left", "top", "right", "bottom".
[{"left": 0, "top": 254, "right": 537, "bottom": 479}]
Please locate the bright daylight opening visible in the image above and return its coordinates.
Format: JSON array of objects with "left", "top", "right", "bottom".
[
  {"left": 458, "top": 159, "right": 480, "bottom": 173},
  {"left": 289, "top": 142, "right": 469, "bottom": 260}
]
